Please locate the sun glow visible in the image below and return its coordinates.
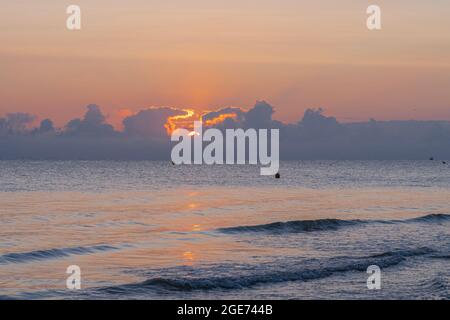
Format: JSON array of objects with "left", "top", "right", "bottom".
[
  {"left": 164, "top": 109, "right": 239, "bottom": 136},
  {"left": 164, "top": 109, "right": 196, "bottom": 135},
  {"left": 203, "top": 113, "right": 238, "bottom": 127}
]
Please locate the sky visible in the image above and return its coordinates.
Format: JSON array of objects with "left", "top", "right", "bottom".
[{"left": 1, "top": 0, "right": 450, "bottom": 129}]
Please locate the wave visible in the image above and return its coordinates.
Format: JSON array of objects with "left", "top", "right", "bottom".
[
  {"left": 217, "top": 213, "right": 450, "bottom": 234},
  {"left": 0, "top": 245, "right": 118, "bottom": 265},
  {"left": 217, "top": 218, "right": 371, "bottom": 234},
  {"left": 430, "top": 254, "right": 450, "bottom": 260},
  {"left": 97, "top": 247, "right": 434, "bottom": 294},
  {"left": 408, "top": 213, "right": 450, "bottom": 223}
]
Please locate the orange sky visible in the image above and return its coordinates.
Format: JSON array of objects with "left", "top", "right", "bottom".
[{"left": 1, "top": 0, "right": 450, "bottom": 127}]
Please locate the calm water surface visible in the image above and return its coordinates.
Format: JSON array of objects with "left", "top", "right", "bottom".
[{"left": 0, "top": 161, "right": 449, "bottom": 299}]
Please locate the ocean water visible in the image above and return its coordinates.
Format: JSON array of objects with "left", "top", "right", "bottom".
[{"left": 0, "top": 160, "right": 449, "bottom": 300}]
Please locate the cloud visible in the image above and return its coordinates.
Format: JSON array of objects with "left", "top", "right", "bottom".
[
  {"left": 200, "top": 101, "right": 282, "bottom": 130},
  {"left": 38, "top": 119, "right": 55, "bottom": 134},
  {"left": 1, "top": 102, "right": 450, "bottom": 160},
  {"left": 202, "top": 107, "right": 245, "bottom": 122},
  {"left": 244, "top": 100, "right": 275, "bottom": 128},
  {"left": 0, "top": 112, "right": 36, "bottom": 136},
  {"left": 279, "top": 109, "right": 450, "bottom": 159},
  {"left": 123, "top": 107, "right": 187, "bottom": 138},
  {"left": 64, "top": 104, "right": 117, "bottom": 137}
]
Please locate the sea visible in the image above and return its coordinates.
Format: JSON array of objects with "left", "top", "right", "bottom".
[{"left": 0, "top": 160, "right": 449, "bottom": 299}]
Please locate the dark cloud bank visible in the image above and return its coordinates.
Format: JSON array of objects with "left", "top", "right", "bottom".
[{"left": 1, "top": 102, "right": 450, "bottom": 160}]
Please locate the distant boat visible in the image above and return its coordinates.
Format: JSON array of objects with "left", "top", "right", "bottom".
[{"left": 429, "top": 157, "right": 434, "bottom": 161}]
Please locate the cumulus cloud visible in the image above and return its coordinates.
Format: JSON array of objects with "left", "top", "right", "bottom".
[
  {"left": 1, "top": 102, "right": 450, "bottom": 160},
  {"left": 0, "top": 112, "right": 36, "bottom": 136},
  {"left": 202, "top": 107, "right": 245, "bottom": 123},
  {"left": 244, "top": 100, "right": 275, "bottom": 128},
  {"left": 38, "top": 119, "right": 55, "bottom": 134},
  {"left": 200, "top": 101, "right": 283, "bottom": 130},
  {"left": 64, "top": 104, "right": 117, "bottom": 137},
  {"left": 123, "top": 107, "right": 186, "bottom": 138}
]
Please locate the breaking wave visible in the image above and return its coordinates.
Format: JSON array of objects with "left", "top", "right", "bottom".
[
  {"left": 217, "top": 213, "right": 450, "bottom": 234},
  {"left": 96, "top": 247, "right": 434, "bottom": 294}
]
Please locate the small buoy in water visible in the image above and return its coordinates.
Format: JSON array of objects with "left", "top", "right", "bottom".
[
  {"left": 275, "top": 172, "right": 280, "bottom": 179},
  {"left": 429, "top": 157, "right": 434, "bottom": 161},
  {"left": 443, "top": 161, "right": 447, "bottom": 165}
]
